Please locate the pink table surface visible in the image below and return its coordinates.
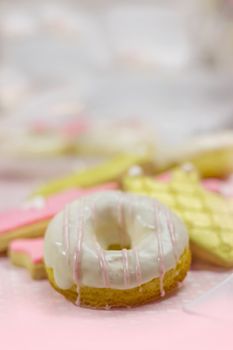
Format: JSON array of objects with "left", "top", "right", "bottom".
[{"left": 0, "top": 177, "right": 232, "bottom": 350}]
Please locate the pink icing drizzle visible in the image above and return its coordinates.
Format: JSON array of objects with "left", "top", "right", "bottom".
[
  {"left": 63, "top": 205, "right": 70, "bottom": 254},
  {"left": 166, "top": 210, "right": 178, "bottom": 262},
  {"left": 154, "top": 204, "right": 166, "bottom": 297},
  {"left": 92, "top": 200, "right": 110, "bottom": 289},
  {"left": 134, "top": 248, "right": 142, "bottom": 287},
  {"left": 68, "top": 192, "right": 179, "bottom": 302},
  {"left": 73, "top": 203, "right": 86, "bottom": 306},
  {"left": 131, "top": 203, "right": 143, "bottom": 288},
  {"left": 96, "top": 243, "right": 110, "bottom": 288},
  {"left": 122, "top": 249, "right": 130, "bottom": 288},
  {"left": 117, "top": 195, "right": 126, "bottom": 249},
  {"left": 10, "top": 238, "right": 44, "bottom": 264},
  {"left": 118, "top": 195, "right": 131, "bottom": 288}
]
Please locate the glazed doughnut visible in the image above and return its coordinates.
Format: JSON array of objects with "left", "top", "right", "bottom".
[{"left": 44, "top": 191, "right": 190, "bottom": 309}]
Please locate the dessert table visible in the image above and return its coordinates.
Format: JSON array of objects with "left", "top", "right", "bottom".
[{"left": 0, "top": 171, "right": 232, "bottom": 350}]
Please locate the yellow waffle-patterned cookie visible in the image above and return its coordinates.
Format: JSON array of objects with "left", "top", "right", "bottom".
[
  {"left": 33, "top": 153, "right": 152, "bottom": 198},
  {"left": 123, "top": 167, "right": 233, "bottom": 267}
]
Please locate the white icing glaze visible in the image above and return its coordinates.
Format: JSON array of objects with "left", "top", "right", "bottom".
[{"left": 44, "top": 191, "right": 189, "bottom": 291}]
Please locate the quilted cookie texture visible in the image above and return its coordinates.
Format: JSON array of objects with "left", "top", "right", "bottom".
[{"left": 123, "top": 167, "right": 233, "bottom": 267}]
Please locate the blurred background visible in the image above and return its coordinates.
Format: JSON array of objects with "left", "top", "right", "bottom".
[
  {"left": 0, "top": 0, "right": 233, "bottom": 184},
  {"left": 0, "top": 1, "right": 233, "bottom": 325}
]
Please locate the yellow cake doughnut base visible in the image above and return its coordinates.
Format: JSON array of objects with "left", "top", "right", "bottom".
[{"left": 46, "top": 248, "right": 191, "bottom": 309}]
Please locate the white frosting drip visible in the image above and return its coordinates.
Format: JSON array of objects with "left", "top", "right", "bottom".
[{"left": 44, "top": 191, "right": 189, "bottom": 291}]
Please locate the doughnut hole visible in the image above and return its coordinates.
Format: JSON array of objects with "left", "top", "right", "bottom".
[
  {"left": 93, "top": 203, "right": 151, "bottom": 251},
  {"left": 94, "top": 206, "right": 131, "bottom": 250}
]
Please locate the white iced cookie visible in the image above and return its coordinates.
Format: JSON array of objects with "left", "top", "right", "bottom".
[
  {"left": 75, "top": 119, "right": 156, "bottom": 158},
  {"left": 0, "top": 126, "right": 70, "bottom": 157},
  {"left": 44, "top": 191, "right": 191, "bottom": 309}
]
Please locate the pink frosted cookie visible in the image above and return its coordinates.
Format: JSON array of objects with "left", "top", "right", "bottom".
[
  {"left": 61, "top": 119, "right": 89, "bottom": 139},
  {"left": 0, "top": 119, "right": 88, "bottom": 159},
  {"left": 0, "top": 182, "right": 118, "bottom": 252},
  {"left": 0, "top": 125, "right": 69, "bottom": 157},
  {"left": 31, "top": 119, "right": 88, "bottom": 140},
  {"left": 9, "top": 238, "right": 45, "bottom": 280}
]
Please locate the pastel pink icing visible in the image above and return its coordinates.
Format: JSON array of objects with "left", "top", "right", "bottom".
[
  {"left": 156, "top": 173, "right": 171, "bottom": 182},
  {"left": 202, "top": 178, "right": 233, "bottom": 197},
  {"left": 0, "top": 182, "right": 118, "bottom": 236},
  {"left": 10, "top": 238, "right": 44, "bottom": 264},
  {"left": 31, "top": 121, "right": 51, "bottom": 134},
  {"left": 154, "top": 204, "right": 166, "bottom": 297},
  {"left": 202, "top": 179, "right": 223, "bottom": 193},
  {"left": 31, "top": 119, "right": 88, "bottom": 136}
]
